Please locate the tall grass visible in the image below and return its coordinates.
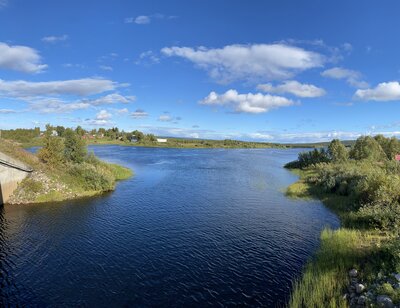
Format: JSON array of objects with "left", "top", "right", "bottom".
[{"left": 289, "top": 228, "right": 382, "bottom": 308}]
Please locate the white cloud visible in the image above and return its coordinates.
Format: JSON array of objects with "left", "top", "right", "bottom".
[
  {"left": 96, "top": 109, "right": 112, "bottom": 120},
  {"left": 116, "top": 108, "right": 129, "bottom": 114},
  {"left": 158, "top": 114, "right": 173, "bottom": 122},
  {"left": 200, "top": 89, "right": 295, "bottom": 113},
  {"left": 0, "top": 42, "right": 47, "bottom": 73},
  {"left": 0, "top": 78, "right": 122, "bottom": 97},
  {"left": 99, "top": 65, "right": 113, "bottom": 71},
  {"left": 89, "top": 93, "right": 135, "bottom": 105},
  {"left": 125, "top": 13, "right": 175, "bottom": 25},
  {"left": 257, "top": 80, "right": 325, "bottom": 97},
  {"left": 161, "top": 44, "right": 325, "bottom": 83},
  {"left": 131, "top": 109, "right": 148, "bottom": 119},
  {"left": 354, "top": 81, "right": 400, "bottom": 101},
  {"left": 29, "top": 98, "right": 90, "bottom": 114},
  {"left": 41, "top": 34, "right": 68, "bottom": 43},
  {"left": 135, "top": 50, "right": 160, "bottom": 65},
  {"left": 125, "top": 15, "right": 151, "bottom": 24},
  {"left": 0, "top": 108, "right": 16, "bottom": 114},
  {"left": 321, "top": 67, "right": 369, "bottom": 88}
]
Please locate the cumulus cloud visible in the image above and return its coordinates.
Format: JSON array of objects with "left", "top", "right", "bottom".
[
  {"left": 0, "top": 42, "right": 48, "bottom": 73},
  {"left": 354, "top": 81, "right": 400, "bottom": 101},
  {"left": 131, "top": 109, "right": 148, "bottom": 119},
  {"left": 200, "top": 89, "right": 295, "bottom": 113},
  {"left": 0, "top": 78, "right": 122, "bottom": 97},
  {"left": 85, "top": 110, "right": 113, "bottom": 126},
  {"left": 321, "top": 67, "right": 369, "bottom": 88},
  {"left": 257, "top": 80, "right": 326, "bottom": 97},
  {"left": 29, "top": 98, "right": 90, "bottom": 114},
  {"left": 41, "top": 34, "right": 68, "bottom": 43},
  {"left": 88, "top": 93, "right": 135, "bottom": 105},
  {"left": 161, "top": 44, "right": 325, "bottom": 83}
]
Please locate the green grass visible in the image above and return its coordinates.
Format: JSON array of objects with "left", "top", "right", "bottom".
[
  {"left": 289, "top": 228, "right": 384, "bottom": 308},
  {"left": 286, "top": 168, "right": 393, "bottom": 307},
  {"left": 106, "top": 163, "right": 133, "bottom": 180}
]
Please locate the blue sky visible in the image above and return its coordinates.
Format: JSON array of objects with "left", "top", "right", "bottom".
[{"left": 1, "top": 0, "right": 400, "bottom": 143}]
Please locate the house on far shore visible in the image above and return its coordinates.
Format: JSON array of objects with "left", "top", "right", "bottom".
[
  {"left": 395, "top": 154, "right": 400, "bottom": 161},
  {"left": 157, "top": 138, "right": 167, "bottom": 143}
]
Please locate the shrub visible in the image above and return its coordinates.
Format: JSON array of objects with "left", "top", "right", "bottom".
[{"left": 68, "top": 163, "right": 115, "bottom": 191}]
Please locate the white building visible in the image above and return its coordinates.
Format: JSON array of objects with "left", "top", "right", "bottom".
[{"left": 157, "top": 138, "right": 167, "bottom": 143}]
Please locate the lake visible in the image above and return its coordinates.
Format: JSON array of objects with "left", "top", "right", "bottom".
[{"left": 0, "top": 146, "right": 339, "bottom": 307}]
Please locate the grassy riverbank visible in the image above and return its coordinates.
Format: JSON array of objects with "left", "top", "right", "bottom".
[
  {"left": 0, "top": 138, "right": 132, "bottom": 205},
  {"left": 286, "top": 136, "right": 400, "bottom": 307}
]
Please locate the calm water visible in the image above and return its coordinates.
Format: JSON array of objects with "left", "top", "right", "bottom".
[{"left": 0, "top": 146, "right": 339, "bottom": 307}]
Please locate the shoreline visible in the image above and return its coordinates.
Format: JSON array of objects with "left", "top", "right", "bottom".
[{"left": 285, "top": 169, "right": 391, "bottom": 307}]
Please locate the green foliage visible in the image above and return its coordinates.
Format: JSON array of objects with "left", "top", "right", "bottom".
[
  {"left": 63, "top": 128, "right": 87, "bottom": 163},
  {"left": 67, "top": 162, "right": 115, "bottom": 191},
  {"left": 285, "top": 148, "right": 330, "bottom": 169},
  {"left": 0, "top": 127, "right": 40, "bottom": 143},
  {"left": 38, "top": 125, "right": 65, "bottom": 166},
  {"left": 328, "top": 139, "right": 348, "bottom": 162},
  {"left": 375, "top": 135, "right": 400, "bottom": 160},
  {"left": 349, "top": 136, "right": 387, "bottom": 161}
]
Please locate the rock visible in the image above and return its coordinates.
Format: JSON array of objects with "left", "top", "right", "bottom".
[
  {"left": 349, "top": 269, "right": 358, "bottom": 278},
  {"left": 376, "top": 295, "right": 394, "bottom": 308},
  {"left": 355, "top": 283, "right": 366, "bottom": 294},
  {"left": 394, "top": 273, "right": 400, "bottom": 282},
  {"left": 358, "top": 295, "right": 366, "bottom": 305},
  {"left": 393, "top": 282, "right": 400, "bottom": 289}
]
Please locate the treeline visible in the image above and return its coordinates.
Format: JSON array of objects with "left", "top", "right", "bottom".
[
  {"left": 0, "top": 127, "right": 41, "bottom": 143},
  {"left": 286, "top": 134, "right": 400, "bottom": 234}
]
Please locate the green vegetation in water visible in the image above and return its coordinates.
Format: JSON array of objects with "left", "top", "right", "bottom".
[
  {"left": 1, "top": 125, "right": 132, "bottom": 205},
  {"left": 285, "top": 135, "right": 400, "bottom": 307}
]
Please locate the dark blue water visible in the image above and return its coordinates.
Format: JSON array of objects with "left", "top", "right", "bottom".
[{"left": 0, "top": 146, "right": 339, "bottom": 307}]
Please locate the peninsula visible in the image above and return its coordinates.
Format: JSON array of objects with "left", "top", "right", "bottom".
[{"left": 0, "top": 125, "right": 132, "bottom": 205}]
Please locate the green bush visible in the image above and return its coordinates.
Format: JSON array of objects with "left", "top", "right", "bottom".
[{"left": 68, "top": 162, "right": 115, "bottom": 191}]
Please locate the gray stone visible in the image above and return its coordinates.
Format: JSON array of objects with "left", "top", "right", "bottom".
[
  {"left": 394, "top": 273, "right": 400, "bottom": 282},
  {"left": 358, "top": 295, "right": 366, "bottom": 305},
  {"left": 349, "top": 269, "right": 358, "bottom": 277},
  {"left": 356, "top": 283, "right": 366, "bottom": 294},
  {"left": 376, "top": 295, "right": 394, "bottom": 308}
]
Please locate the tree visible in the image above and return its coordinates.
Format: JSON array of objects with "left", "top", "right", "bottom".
[
  {"left": 55, "top": 125, "right": 66, "bottom": 137},
  {"left": 75, "top": 125, "right": 85, "bottom": 137},
  {"left": 38, "top": 125, "right": 64, "bottom": 166},
  {"left": 64, "top": 128, "right": 87, "bottom": 163},
  {"left": 147, "top": 134, "right": 157, "bottom": 142},
  {"left": 350, "top": 136, "right": 387, "bottom": 161},
  {"left": 132, "top": 130, "right": 144, "bottom": 142},
  {"left": 374, "top": 135, "right": 400, "bottom": 160},
  {"left": 328, "top": 139, "right": 348, "bottom": 162}
]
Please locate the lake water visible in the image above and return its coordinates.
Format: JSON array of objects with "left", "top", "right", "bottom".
[{"left": 0, "top": 146, "right": 339, "bottom": 307}]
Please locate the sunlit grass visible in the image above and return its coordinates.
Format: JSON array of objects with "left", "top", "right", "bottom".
[{"left": 289, "top": 228, "right": 384, "bottom": 308}]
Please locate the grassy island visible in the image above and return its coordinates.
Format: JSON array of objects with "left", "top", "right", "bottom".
[
  {"left": 1, "top": 125, "right": 132, "bottom": 205},
  {"left": 286, "top": 136, "right": 400, "bottom": 307}
]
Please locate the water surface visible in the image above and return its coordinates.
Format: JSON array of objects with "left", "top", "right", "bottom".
[{"left": 0, "top": 146, "right": 339, "bottom": 306}]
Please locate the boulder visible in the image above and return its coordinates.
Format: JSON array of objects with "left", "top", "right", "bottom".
[
  {"left": 355, "top": 283, "right": 365, "bottom": 294},
  {"left": 349, "top": 269, "right": 358, "bottom": 278},
  {"left": 376, "top": 295, "right": 394, "bottom": 308},
  {"left": 357, "top": 295, "right": 366, "bottom": 305},
  {"left": 394, "top": 273, "right": 400, "bottom": 282}
]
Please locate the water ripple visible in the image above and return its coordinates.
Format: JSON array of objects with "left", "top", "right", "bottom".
[{"left": 0, "top": 147, "right": 339, "bottom": 307}]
